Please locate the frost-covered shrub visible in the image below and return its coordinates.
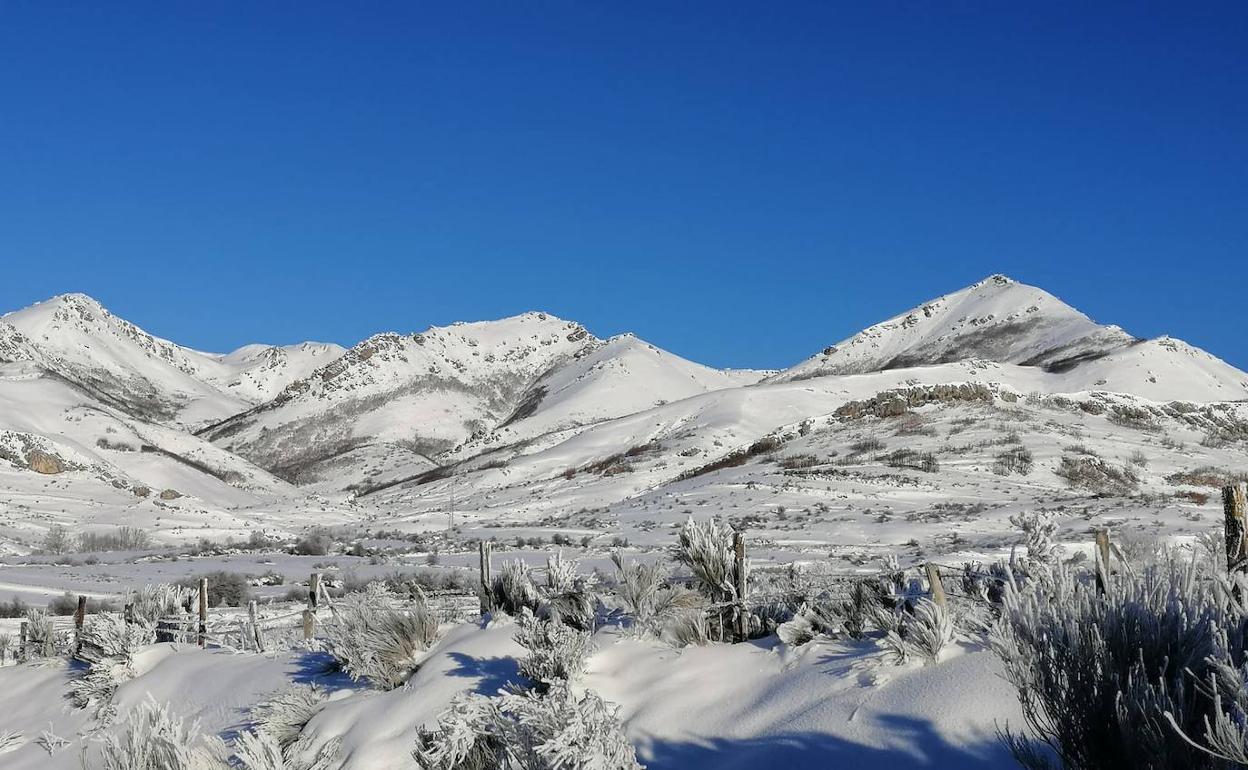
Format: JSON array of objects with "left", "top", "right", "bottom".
[
  {"left": 515, "top": 609, "right": 591, "bottom": 690},
  {"left": 539, "top": 588, "right": 595, "bottom": 632},
  {"left": 490, "top": 561, "right": 541, "bottom": 617},
  {"left": 660, "top": 608, "right": 710, "bottom": 648},
  {"left": 70, "top": 613, "right": 154, "bottom": 721},
  {"left": 991, "top": 558, "right": 1248, "bottom": 769},
  {"left": 22, "top": 608, "right": 56, "bottom": 659},
  {"left": 544, "top": 551, "right": 577, "bottom": 594},
  {"left": 1055, "top": 454, "right": 1139, "bottom": 496},
  {"left": 232, "top": 686, "right": 339, "bottom": 770},
  {"left": 673, "top": 517, "right": 738, "bottom": 604},
  {"left": 412, "top": 683, "right": 641, "bottom": 770},
  {"left": 97, "top": 698, "right": 227, "bottom": 770},
  {"left": 871, "top": 602, "right": 910, "bottom": 665},
  {"left": 128, "top": 583, "right": 194, "bottom": 627},
  {"left": 906, "top": 599, "right": 954, "bottom": 664},
  {"left": 323, "top": 583, "right": 438, "bottom": 690},
  {"left": 248, "top": 686, "right": 328, "bottom": 751},
  {"left": 1009, "top": 511, "right": 1059, "bottom": 567},
  {"left": 994, "top": 446, "right": 1034, "bottom": 476},
  {"left": 176, "top": 571, "right": 252, "bottom": 608},
  {"left": 610, "top": 552, "right": 663, "bottom": 625}
]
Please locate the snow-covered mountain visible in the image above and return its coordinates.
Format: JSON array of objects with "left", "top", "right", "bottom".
[
  {"left": 0, "top": 293, "right": 346, "bottom": 428},
  {"left": 775, "top": 274, "right": 1248, "bottom": 402},
  {"left": 0, "top": 275, "right": 1245, "bottom": 552},
  {"left": 197, "top": 314, "right": 762, "bottom": 490}
]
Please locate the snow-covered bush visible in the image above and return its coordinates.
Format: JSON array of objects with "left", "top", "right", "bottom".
[
  {"left": 232, "top": 685, "right": 340, "bottom": 770},
  {"left": 610, "top": 551, "right": 663, "bottom": 625},
  {"left": 673, "top": 517, "right": 738, "bottom": 604},
  {"left": 248, "top": 686, "right": 328, "bottom": 751},
  {"left": 660, "top": 607, "right": 710, "bottom": 648},
  {"left": 96, "top": 697, "right": 227, "bottom": 770},
  {"left": 515, "top": 609, "right": 592, "bottom": 690},
  {"left": 905, "top": 599, "right": 954, "bottom": 664},
  {"left": 539, "top": 588, "right": 595, "bottom": 632},
  {"left": 70, "top": 664, "right": 127, "bottom": 721},
  {"left": 234, "top": 730, "right": 341, "bottom": 770},
  {"left": 490, "top": 560, "right": 542, "bottom": 617},
  {"left": 991, "top": 558, "right": 1248, "bottom": 769},
  {"left": 412, "top": 683, "right": 641, "bottom": 770},
  {"left": 323, "top": 582, "right": 438, "bottom": 690},
  {"left": 1008, "top": 511, "right": 1059, "bottom": 568},
  {"left": 21, "top": 608, "right": 56, "bottom": 659},
  {"left": 544, "top": 551, "right": 577, "bottom": 594},
  {"left": 128, "top": 583, "right": 194, "bottom": 627}
]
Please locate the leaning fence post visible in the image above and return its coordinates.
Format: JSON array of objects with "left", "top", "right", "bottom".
[
  {"left": 197, "top": 577, "right": 208, "bottom": 647},
  {"left": 479, "top": 541, "right": 493, "bottom": 615},
  {"left": 74, "top": 595, "right": 87, "bottom": 653},
  {"left": 924, "top": 563, "right": 947, "bottom": 607},
  {"left": 1095, "top": 529, "right": 1112, "bottom": 595},
  {"left": 1224, "top": 483, "right": 1248, "bottom": 575},
  {"left": 249, "top": 600, "right": 264, "bottom": 653},
  {"left": 733, "top": 532, "right": 748, "bottom": 643}
]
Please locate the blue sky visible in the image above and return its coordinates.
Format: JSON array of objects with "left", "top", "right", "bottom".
[{"left": 1, "top": 3, "right": 1244, "bottom": 370}]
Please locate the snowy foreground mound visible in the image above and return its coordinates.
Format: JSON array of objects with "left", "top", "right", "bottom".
[{"left": 0, "top": 619, "right": 1020, "bottom": 770}]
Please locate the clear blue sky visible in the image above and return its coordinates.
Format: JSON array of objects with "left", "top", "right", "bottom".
[{"left": 1, "top": 3, "right": 1244, "bottom": 370}]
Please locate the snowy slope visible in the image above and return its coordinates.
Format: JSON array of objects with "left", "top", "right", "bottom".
[
  {"left": 1, "top": 294, "right": 347, "bottom": 428},
  {"left": 200, "top": 316, "right": 763, "bottom": 491},
  {"left": 780, "top": 274, "right": 1136, "bottom": 379},
  {"left": 204, "top": 341, "right": 347, "bottom": 403}
]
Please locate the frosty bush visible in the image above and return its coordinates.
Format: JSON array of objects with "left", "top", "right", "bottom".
[
  {"left": 1009, "top": 511, "right": 1059, "bottom": 568},
  {"left": 248, "top": 686, "right": 328, "bottom": 751},
  {"left": 540, "top": 588, "right": 595, "bottom": 632},
  {"left": 97, "top": 698, "right": 227, "bottom": 770},
  {"left": 490, "top": 560, "right": 542, "bottom": 617},
  {"left": 991, "top": 558, "right": 1248, "bottom": 769},
  {"left": 610, "top": 551, "right": 663, "bottom": 626},
  {"left": 412, "top": 683, "right": 641, "bottom": 770},
  {"left": 660, "top": 607, "right": 710, "bottom": 648},
  {"left": 515, "top": 609, "right": 592, "bottom": 690},
  {"left": 323, "top": 582, "right": 439, "bottom": 690},
  {"left": 233, "top": 729, "right": 341, "bottom": 770},
  {"left": 22, "top": 608, "right": 56, "bottom": 659},
  {"left": 544, "top": 551, "right": 577, "bottom": 594},
  {"left": 906, "top": 599, "right": 954, "bottom": 664},
  {"left": 128, "top": 583, "right": 194, "bottom": 627},
  {"left": 673, "top": 517, "right": 739, "bottom": 604}
]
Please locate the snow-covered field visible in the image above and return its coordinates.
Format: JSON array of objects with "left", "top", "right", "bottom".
[{"left": 0, "top": 274, "right": 1245, "bottom": 767}]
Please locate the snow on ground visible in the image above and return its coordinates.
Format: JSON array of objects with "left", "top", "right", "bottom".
[{"left": 0, "top": 615, "right": 1022, "bottom": 770}]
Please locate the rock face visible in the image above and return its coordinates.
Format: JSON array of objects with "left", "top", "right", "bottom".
[
  {"left": 159, "top": 488, "right": 182, "bottom": 500},
  {"left": 25, "top": 449, "right": 64, "bottom": 474}
]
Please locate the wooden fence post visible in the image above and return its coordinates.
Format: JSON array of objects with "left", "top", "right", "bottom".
[
  {"left": 925, "top": 563, "right": 947, "bottom": 607},
  {"left": 249, "top": 600, "right": 264, "bottom": 653},
  {"left": 1095, "top": 530, "right": 1112, "bottom": 595},
  {"left": 479, "top": 541, "right": 493, "bottom": 615},
  {"left": 308, "top": 573, "right": 320, "bottom": 611},
  {"left": 74, "top": 595, "right": 87, "bottom": 653},
  {"left": 733, "top": 532, "right": 748, "bottom": 643},
  {"left": 19, "top": 621, "right": 27, "bottom": 661},
  {"left": 198, "top": 577, "right": 208, "bottom": 647},
  {"left": 302, "top": 609, "right": 315, "bottom": 640},
  {"left": 1225, "top": 483, "right": 1248, "bottom": 575}
]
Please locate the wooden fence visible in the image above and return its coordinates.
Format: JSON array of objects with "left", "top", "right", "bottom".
[{"left": 9, "top": 481, "right": 1247, "bottom": 660}]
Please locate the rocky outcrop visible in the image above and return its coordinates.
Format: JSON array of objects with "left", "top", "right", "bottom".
[
  {"left": 159, "top": 488, "right": 182, "bottom": 500},
  {"left": 25, "top": 449, "right": 65, "bottom": 474}
]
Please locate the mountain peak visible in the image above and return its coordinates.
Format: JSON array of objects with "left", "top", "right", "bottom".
[{"left": 777, "top": 275, "right": 1135, "bottom": 380}]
